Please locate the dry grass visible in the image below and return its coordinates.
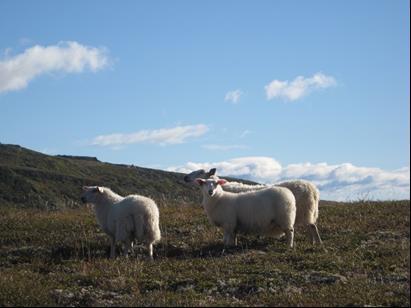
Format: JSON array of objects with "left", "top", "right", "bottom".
[{"left": 0, "top": 200, "right": 409, "bottom": 306}]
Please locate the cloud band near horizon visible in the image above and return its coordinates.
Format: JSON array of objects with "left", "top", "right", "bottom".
[{"left": 168, "top": 157, "right": 410, "bottom": 201}]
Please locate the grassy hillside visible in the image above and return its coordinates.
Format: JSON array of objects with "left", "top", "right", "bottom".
[
  {"left": 0, "top": 143, "right": 409, "bottom": 306},
  {"left": 0, "top": 143, "right": 202, "bottom": 209}
]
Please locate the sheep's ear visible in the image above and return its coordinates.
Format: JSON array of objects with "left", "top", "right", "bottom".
[
  {"left": 82, "top": 186, "right": 89, "bottom": 191},
  {"left": 96, "top": 187, "right": 104, "bottom": 193},
  {"left": 195, "top": 178, "right": 206, "bottom": 186},
  {"left": 217, "top": 179, "right": 227, "bottom": 186},
  {"left": 207, "top": 168, "right": 217, "bottom": 177}
]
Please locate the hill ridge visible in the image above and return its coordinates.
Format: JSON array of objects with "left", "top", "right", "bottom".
[{"left": 0, "top": 143, "right": 199, "bottom": 209}]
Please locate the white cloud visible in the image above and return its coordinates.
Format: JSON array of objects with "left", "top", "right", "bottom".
[
  {"left": 202, "top": 144, "right": 247, "bottom": 151},
  {"left": 169, "top": 156, "right": 283, "bottom": 183},
  {"left": 92, "top": 124, "right": 209, "bottom": 147},
  {"left": 0, "top": 41, "right": 109, "bottom": 93},
  {"left": 169, "top": 157, "right": 410, "bottom": 201},
  {"left": 265, "top": 72, "right": 336, "bottom": 101},
  {"left": 225, "top": 89, "right": 243, "bottom": 104}
]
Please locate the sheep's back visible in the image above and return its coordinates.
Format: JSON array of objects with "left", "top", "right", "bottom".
[
  {"left": 277, "top": 180, "right": 319, "bottom": 225},
  {"left": 111, "top": 195, "right": 157, "bottom": 215},
  {"left": 108, "top": 195, "right": 161, "bottom": 242},
  {"left": 232, "top": 187, "right": 296, "bottom": 233}
]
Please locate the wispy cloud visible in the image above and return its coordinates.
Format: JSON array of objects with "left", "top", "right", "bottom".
[
  {"left": 225, "top": 89, "right": 243, "bottom": 104},
  {"left": 168, "top": 157, "right": 410, "bottom": 201},
  {"left": 240, "top": 130, "right": 251, "bottom": 138},
  {"left": 92, "top": 124, "right": 209, "bottom": 147},
  {"left": 202, "top": 144, "right": 247, "bottom": 151},
  {"left": 265, "top": 73, "right": 336, "bottom": 101},
  {"left": 0, "top": 41, "right": 109, "bottom": 93}
]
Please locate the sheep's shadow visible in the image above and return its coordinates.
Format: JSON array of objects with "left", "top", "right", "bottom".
[
  {"left": 50, "top": 243, "right": 110, "bottom": 261},
  {"left": 155, "top": 239, "right": 276, "bottom": 260},
  {"left": 46, "top": 236, "right": 290, "bottom": 262}
]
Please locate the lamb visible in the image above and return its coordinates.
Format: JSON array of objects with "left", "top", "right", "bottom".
[
  {"left": 185, "top": 168, "right": 322, "bottom": 244},
  {"left": 195, "top": 177, "right": 297, "bottom": 248},
  {"left": 80, "top": 186, "right": 161, "bottom": 259}
]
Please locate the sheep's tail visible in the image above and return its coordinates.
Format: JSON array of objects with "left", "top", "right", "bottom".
[
  {"left": 144, "top": 207, "right": 161, "bottom": 244},
  {"left": 313, "top": 186, "right": 320, "bottom": 223}
]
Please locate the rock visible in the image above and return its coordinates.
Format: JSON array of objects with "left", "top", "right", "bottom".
[{"left": 306, "top": 271, "right": 348, "bottom": 284}]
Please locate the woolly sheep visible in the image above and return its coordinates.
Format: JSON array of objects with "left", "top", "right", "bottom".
[
  {"left": 195, "top": 177, "right": 297, "bottom": 248},
  {"left": 80, "top": 186, "right": 161, "bottom": 259},
  {"left": 185, "top": 168, "right": 322, "bottom": 244}
]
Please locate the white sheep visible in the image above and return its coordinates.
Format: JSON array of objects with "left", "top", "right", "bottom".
[
  {"left": 195, "top": 177, "right": 297, "bottom": 248},
  {"left": 80, "top": 186, "right": 161, "bottom": 259},
  {"left": 185, "top": 168, "right": 322, "bottom": 244}
]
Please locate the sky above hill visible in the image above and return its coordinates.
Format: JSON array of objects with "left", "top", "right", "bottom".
[{"left": 0, "top": 0, "right": 409, "bottom": 200}]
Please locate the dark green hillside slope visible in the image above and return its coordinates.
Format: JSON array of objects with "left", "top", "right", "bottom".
[{"left": 0, "top": 144, "right": 201, "bottom": 209}]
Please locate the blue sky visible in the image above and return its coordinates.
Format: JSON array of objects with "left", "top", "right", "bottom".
[{"left": 0, "top": 0, "right": 409, "bottom": 200}]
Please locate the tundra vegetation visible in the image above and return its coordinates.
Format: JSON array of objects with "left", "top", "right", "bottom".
[
  {"left": 0, "top": 200, "right": 409, "bottom": 306},
  {"left": 0, "top": 144, "right": 409, "bottom": 306}
]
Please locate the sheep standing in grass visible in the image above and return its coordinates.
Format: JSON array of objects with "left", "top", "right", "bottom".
[
  {"left": 80, "top": 186, "right": 161, "bottom": 259},
  {"left": 195, "top": 177, "right": 296, "bottom": 248},
  {"left": 185, "top": 168, "right": 322, "bottom": 244}
]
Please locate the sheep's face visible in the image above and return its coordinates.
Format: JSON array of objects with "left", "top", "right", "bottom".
[
  {"left": 81, "top": 186, "right": 104, "bottom": 204},
  {"left": 195, "top": 178, "right": 227, "bottom": 197},
  {"left": 184, "top": 168, "right": 216, "bottom": 183}
]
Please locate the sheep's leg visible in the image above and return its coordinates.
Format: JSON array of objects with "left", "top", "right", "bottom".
[
  {"left": 110, "top": 237, "right": 116, "bottom": 259},
  {"left": 308, "top": 223, "right": 322, "bottom": 244},
  {"left": 123, "top": 239, "right": 132, "bottom": 257},
  {"left": 114, "top": 220, "right": 128, "bottom": 258},
  {"left": 285, "top": 228, "right": 294, "bottom": 248},
  {"left": 223, "top": 232, "right": 229, "bottom": 246},
  {"left": 147, "top": 243, "right": 154, "bottom": 260},
  {"left": 130, "top": 240, "right": 134, "bottom": 254},
  {"left": 223, "top": 230, "right": 236, "bottom": 247}
]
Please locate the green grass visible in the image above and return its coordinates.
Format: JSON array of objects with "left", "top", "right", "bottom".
[{"left": 0, "top": 200, "right": 409, "bottom": 306}]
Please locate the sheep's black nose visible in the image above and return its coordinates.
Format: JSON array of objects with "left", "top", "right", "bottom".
[
  {"left": 208, "top": 190, "right": 213, "bottom": 196},
  {"left": 81, "top": 197, "right": 87, "bottom": 203}
]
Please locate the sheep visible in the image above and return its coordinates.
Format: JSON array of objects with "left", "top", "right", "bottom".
[
  {"left": 80, "top": 186, "right": 161, "bottom": 259},
  {"left": 184, "top": 168, "right": 322, "bottom": 244},
  {"left": 195, "top": 177, "right": 297, "bottom": 248}
]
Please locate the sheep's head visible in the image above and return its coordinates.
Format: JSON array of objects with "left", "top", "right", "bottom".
[
  {"left": 81, "top": 186, "right": 104, "bottom": 204},
  {"left": 184, "top": 168, "right": 216, "bottom": 183},
  {"left": 195, "top": 178, "right": 227, "bottom": 197}
]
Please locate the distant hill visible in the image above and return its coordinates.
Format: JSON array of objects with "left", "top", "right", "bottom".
[
  {"left": 4, "top": 143, "right": 388, "bottom": 210},
  {"left": 0, "top": 144, "right": 203, "bottom": 209}
]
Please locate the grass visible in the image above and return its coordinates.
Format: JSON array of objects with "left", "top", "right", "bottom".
[{"left": 0, "top": 200, "right": 409, "bottom": 306}]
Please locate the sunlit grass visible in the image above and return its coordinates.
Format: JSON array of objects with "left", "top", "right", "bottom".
[{"left": 0, "top": 200, "right": 409, "bottom": 306}]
